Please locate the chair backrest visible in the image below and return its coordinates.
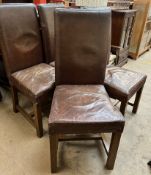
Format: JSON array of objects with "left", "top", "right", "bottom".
[
  {"left": 38, "top": 4, "right": 64, "bottom": 64},
  {"left": 55, "top": 8, "right": 111, "bottom": 85},
  {"left": 0, "top": 4, "right": 44, "bottom": 77}
]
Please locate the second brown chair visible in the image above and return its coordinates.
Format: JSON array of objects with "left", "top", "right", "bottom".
[
  {"left": 0, "top": 4, "right": 55, "bottom": 137},
  {"left": 38, "top": 3, "right": 64, "bottom": 64}
]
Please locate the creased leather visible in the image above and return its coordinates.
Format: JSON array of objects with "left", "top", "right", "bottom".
[
  {"left": 49, "top": 85, "right": 124, "bottom": 124},
  {"left": 0, "top": 4, "right": 44, "bottom": 77},
  {"left": 105, "top": 66, "right": 147, "bottom": 99},
  {"left": 11, "top": 63, "right": 55, "bottom": 98}
]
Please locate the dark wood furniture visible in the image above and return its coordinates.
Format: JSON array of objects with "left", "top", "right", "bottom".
[
  {"left": 0, "top": 47, "right": 2, "bottom": 102},
  {"left": 0, "top": 90, "right": 2, "bottom": 101},
  {"left": 0, "top": 54, "right": 9, "bottom": 86},
  {"left": 0, "top": 50, "right": 9, "bottom": 102},
  {"left": 108, "top": 0, "right": 134, "bottom": 10},
  {"left": 111, "top": 9, "right": 136, "bottom": 66},
  {"left": 129, "top": 0, "right": 151, "bottom": 59}
]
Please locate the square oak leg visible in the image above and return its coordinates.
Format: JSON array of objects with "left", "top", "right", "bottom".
[
  {"left": 11, "top": 86, "right": 19, "bottom": 113},
  {"left": 106, "top": 132, "right": 122, "bottom": 170},
  {"left": 33, "top": 102, "right": 43, "bottom": 138},
  {"left": 132, "top": 86, "right": 144, "bottom": 114},
  {"left": 50, "top": 134, "right": 58, "bottom": 173}
]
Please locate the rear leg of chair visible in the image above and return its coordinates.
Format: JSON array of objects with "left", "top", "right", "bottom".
[
  {"left": 33, "top": 102, "right": 43, "bottom": 138},
  {"left": 50, "top": 134, "right": 58, "bottom": 173},
  {"left": 120, "top": 100, "right": 127, "bottom": 115},
  {"left": 0, "top": 91, "right": 2, "bottom": 102},
  {"left": 106, "top": 132, "right": 122, "bottom": 170},
  {"left": 132, "top": 86, "right": 144, "bottom": 114},
  {"left": 11, "top": 86, "right": 19, "bottom": 113}
]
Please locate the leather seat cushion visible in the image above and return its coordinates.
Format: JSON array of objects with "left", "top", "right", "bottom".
[
  {"left": 11, "top": 63, "right": 55, "bottom": 99},
  {"left": 49, "top": 85, "right": 125, "bottom": 134},
  {"left": 105, "top": 66, "right": 147, "bottom": 100}
]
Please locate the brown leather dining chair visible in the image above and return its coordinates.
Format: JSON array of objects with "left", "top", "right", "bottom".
[
  {"left": 0, "top": 4, "right": 55, "bottom": 137},
  {"left": 48, "top": 8, "right": 125, "bottom": 173},
  {"left": 38, "top": 3, "right": 64, "bottom": 65}
]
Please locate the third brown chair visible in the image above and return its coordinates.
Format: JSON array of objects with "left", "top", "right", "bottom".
[
  {"left": 105, "top": 66, "right": 147, "bottom": 115},
  {"left": 48, "top": 8, "right": 125, "bottom": 173}
]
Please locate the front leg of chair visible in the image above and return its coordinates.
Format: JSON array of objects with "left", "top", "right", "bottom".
[
  {"left": 106, "top": 132, "right": 122, "bottom": 170},
  {"left": 132, "top": 86, "right": 144, "bottom": 114},
  {"left": 11, "top": 86, "right": 19, "bottom": 113},
  {"left": 50, "top": 134, "right": 58, "bottom": 173},
  {"left": 33, "top": 102, "right": 43, "bottom": 138}
]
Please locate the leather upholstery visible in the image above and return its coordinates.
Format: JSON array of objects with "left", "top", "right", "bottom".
[
  {"left": 11, "top": 63, "right": 55, "bottom": 99},
  {"left": 55, "top": 8, "right": 111, "bottom": 85},
  {"left": 0, "top": 4, "right": 44, "bottom": 77},
  {"left": 49, "top": 85, "right": 124, "bottom": 134},
  {"left": 38, "top": 4, "right": 64, "bottom": 64},
  {"left": 105, "top": 66, "right": 147, "bottom": 100}
]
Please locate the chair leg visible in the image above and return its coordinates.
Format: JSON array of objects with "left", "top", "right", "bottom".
[
  {"left": 120, "top": 100, "right": 127, "bottom": 115},
  {"left": 50, "top": 134, "right": 58, "bottom": 173},
  {"left": 0, "top": 91, "right": 2, "bottom": 102},
  {"left": 11, "top": 86, "right": 19, "bottom": 113},
  {"left": 132, "top": 86, "right": 144, "bottom": 114},
  {"left": 33, "top": 102, "right": 43, "bottom": 138},
  {"left": 106, "top": 132, "right": 122, "bottom": 170}
]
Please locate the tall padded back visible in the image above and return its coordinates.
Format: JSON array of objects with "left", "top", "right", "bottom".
[
  {"left": 0, "top": 4, "right": 44, "bottom": 77},
  {"left": 55, "top": 8, "right": 111, "bottom": 85},
  {"left": 38, "top": 4, "right": 64, "bottom": 63}
]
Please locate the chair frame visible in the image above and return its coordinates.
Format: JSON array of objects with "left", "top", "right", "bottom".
[
  {"left": 11, "top": 85, "right": 54, "bottom": 137},
  {"left": 0, "top": 90, "right": 2, "bottom": 101},
  {"left": 120, "top": 85, "right": 145, "bottom": 115},
  {"left": 49, "top": 131, "right": 123, "bottom": 173},
  {"left": 109, "top": 83, "right": 145, "bottom": 115}
]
